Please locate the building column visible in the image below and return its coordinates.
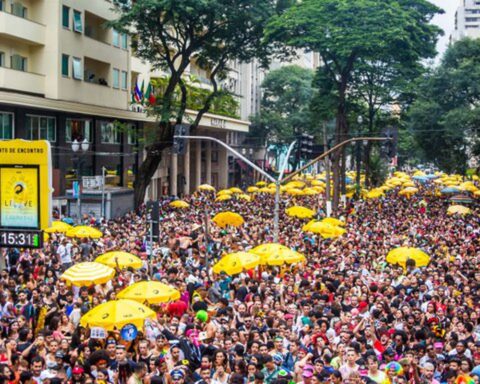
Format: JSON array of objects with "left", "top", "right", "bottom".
[
  {"left": 195, "top": 140, "right": 202, "bottom": 187},
  {"left": 170, "top": 152, "right": 178, "bottom": 196},
  {"left": 184, "top": 141, "right": 190, "bottom": 195},
  {"left": 218, "top": 144, "right": 228, "bottom": 189},
  {"left": 206, "top": 141, "right": 212, "bottom": 185}
]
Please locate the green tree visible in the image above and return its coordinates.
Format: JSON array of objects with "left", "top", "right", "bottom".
[
  {"left": 250, "top": 65, "right": 315, "bottom": 143},
  {"left": 408, "top": 39, "right": 480, "bottom": 172},
  {"left": 111, "top": 0, "right": 276, "bottom": 207},
  {"left": 265, "top": 0, "right": 442, "bottom": 209}
]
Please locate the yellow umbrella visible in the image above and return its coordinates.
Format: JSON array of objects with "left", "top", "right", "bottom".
[
  {"left": 474, "top": 190, "right": 480, "bottom": 198},
  {"left": 365, "top": 189, "right": 384, "bottom": 199},
  {"left": 80, "top": 299, "right": 155, "bottom": 330},
  {"left": 198, "top": 184, "right": 216, "bottom": 191},
  {"left": 286, "top": 188, "right": 303, "bottom": 196},
  {"left": 229, "top": 187, "right": 243, "bottom": 194},
  {"left": 302, "top": 221, "right": 346, "bottom": 238},
  {"left": 117, "top": 281, "right": 180, "bottom": 304},
  {"left": 321, "top": 217, "right": 345, "bottom": 227},
  {"left": 95, "top": 251, "right": 143, "bottom": 269},
  {"left": 311, "top": 180, "right": 325, "bottom": 187},
  {"left": 66, "top": 226, "right": 103, "bottom": 239},
  {"left": 215, "top": 194, "right": 232, "bottom": 202},
  {"left": 45, "top": 221, "right": 72, "bottom": 233},
  {"left": 256, "top": 181, "right": 267, "bottom": 187},
  {"left": 237, "top": 194, "right": 251, "bottom": 202},
  {"left": 212, "top": 252, "right": 260, "bottom": 275},
  {"left": 250, "top": 243, "right": 306, "bottom": 266},
  {"left": 403, "top": 181, "right": 415, "bottom": 187},
  {"left": 247, "top": 186, "right": 259, "bottom": 193},
  {"left": 447, "top": 205, "right": 471, "bottom": 216},
  {"left": 285, "top": 206, "right": 316, "bottom": 219},
  {"left": 399, "top": 187, "right": 419, "bottom": 197},
  {"left": 286, "top": 181, "right": 305, "bottom": 189},
  {"left": 386, "top": 247, "right": 430, "bottom": 269},
  {"left": 169, "top": 200, "right": 190, "bottom": 209},
  {"left": 217, "top": 189, "right": 232, "bottom": 196},
  {"left": 301, "top": 188, "right": 320, "bottom": 196},
  {"left": 61, "top": 262, "right": 115, "bottom": 287},
  {"left": 212, "top": 212, "right": 244, "bottom": 228}
]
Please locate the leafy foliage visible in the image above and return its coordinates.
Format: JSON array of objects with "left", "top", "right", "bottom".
[
  {"left": 408, "top": 38, "right": 480, "bottom": 173},
  {"left": 250, "top": 65, "right": 315, "bottom": 143}
]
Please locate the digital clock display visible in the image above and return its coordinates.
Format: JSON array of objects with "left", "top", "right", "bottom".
[{"left": 0, "top": 229, "right": 43, "bottom": 248}]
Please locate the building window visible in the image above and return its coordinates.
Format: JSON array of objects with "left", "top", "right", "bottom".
[
  {"left": 121, "top": 33, "right": 128, "bottom": 49},
  {"left": 73, "top": 10, "right": 82, "bottom": 33},
  {"left": 0, "top": 1, "right": 3, "bottom": 11},
  {"left": 10, "top": 54, "right": 27, "bottom": 71},
  {"left": 112, "top": 29, "right": 120, "bottom": 47},
  {"left": 11, "top": 2, "right": 27, "bottom": 18},
  {"left": 66, "top": 118, "right": 91, "bottom": 142},
  {"left": 62, "top": 5, "right": 70, "bottom": 28},
  {"left": 61, "top": 54, "right": 69, "bottom": 77},
  {"left": 113, "top": 68, "right": 120, "bottom": 89},
  {"left": 72, "top": 57, "right": 82, "bottom": 80},
  {"left": 121, "top": 71, "right": 128, "bottom": 90},
  {"left": 26, "top": 115, "right": 56, "bottom": 142},
  {"left": 0, "top": 52, "right": 4, "bottom": 67},
  {"left": 100, "top": 121, "right": 121, "bottom": 144},
  {"left": 0, "top": 112, "right": 14, "bottom": 140},
  {"left": 127, "top": 123, "right": 137, "bottom": 145}
]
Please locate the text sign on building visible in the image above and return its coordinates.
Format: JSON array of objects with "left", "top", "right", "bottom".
[
  {"left": 0, "top": 140, "right": 52, "bottom": 248},
  {"left": 83, "top": 176, "right": 103, "bottom": 190},
  {"left": 211, "top": 118, "right": 226, "bottom": 129}
]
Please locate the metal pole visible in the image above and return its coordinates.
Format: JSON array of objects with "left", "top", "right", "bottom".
[
  {"left": 175, "top": 135, "right": 276, "bottom": 183},
  {"left": 203, "top": 208, "right": 210, "bottom": 276},
  {"left": 281, "top": 137, "right": 390, "bottom": 184},
  {"left": 355, "top": 141, "right": 362, "bottom": 198},
  {"left": 323, "top": 122, "right": 332, "bottom": 217},
  {"left": 101, "top": 166, "right": 106, "bottom": 219},
  {"left": 273, "top": 141, "right": 297, "bottom": 242},
  {"left": 77, "top": 158, "right": 81, "bottom": 224}
]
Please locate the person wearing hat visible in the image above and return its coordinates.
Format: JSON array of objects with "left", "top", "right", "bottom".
[{"left": 71, "top": 366, "right": 85, "bottom": 384}]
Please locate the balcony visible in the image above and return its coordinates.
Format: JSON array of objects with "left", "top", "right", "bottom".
[
  {"left": 0, "top": 11, "right": 45, "bottom": 46},
  {"left": 84, "top": 57, "right": 110, "bottom": 87},
  {"left": 0, "top": 66, "right": 44, "bottom": 95},
  {"left": 84, "top": 11, "right": 110, "bottom": 45}
]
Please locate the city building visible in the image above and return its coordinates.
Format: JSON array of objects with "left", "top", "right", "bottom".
[
  {"left": 452, "top": 0, "right": 480, "bottom": 41},
  {"left": 0, "top": 0, "right": 250, "bottom": 212}
]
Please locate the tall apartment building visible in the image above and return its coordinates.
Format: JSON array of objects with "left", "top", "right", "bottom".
[
  {"left": 452, "top": 0, "right": 480, "bottom": 41},
  {"left": 0, "top": 0, "right": 250, "bottom": 204}
]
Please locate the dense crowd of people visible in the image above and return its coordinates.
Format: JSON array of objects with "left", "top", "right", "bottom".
[{"left": 0, "top": 180, "right": 479, "bottom": 384}]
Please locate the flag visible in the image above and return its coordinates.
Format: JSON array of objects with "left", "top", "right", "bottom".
[
  {"left": 144, "top": 82, "right": 156, "bottom": 105},
  {"left": 134, "top": 82, "right": 142, "bottom": 103}
]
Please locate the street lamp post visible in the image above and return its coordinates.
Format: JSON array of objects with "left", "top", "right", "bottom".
[
  {"left": 355, "top": 116, "right": 364, "bottom": 197},
  {"left": 72, "top": 139, "right": 89, "bottom": 224}
]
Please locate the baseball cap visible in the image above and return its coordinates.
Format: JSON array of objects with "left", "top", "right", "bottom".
[{"left": 72, "top": 366, "right": 84, "bottom": 375}]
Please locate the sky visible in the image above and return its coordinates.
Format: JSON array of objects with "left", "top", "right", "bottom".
[{"left": 430, "top": 0, "right": 459, "bottom": 56}]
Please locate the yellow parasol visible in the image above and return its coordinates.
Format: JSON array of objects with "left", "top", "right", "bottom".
[
  {"left": 117, "top": 281, "right": 180, "bottom": 304},
  {"left": 95, "top": 251, "right": 143, "bottom": 269},
  {"left": 237, "top": 194, "right": 251, "bottom": 202},
  {"left": 198, "top": 184, "right": 216, "bottom": 191},
  {"left": 250, "top": 243, "right": 306, "bottom": 266},
  {"left": 45, "top": 221, "right": 72, "bottom": 233},
  {"left": 215, "top": 194, "right": 232, "bottom": 202},
  {"left": 66, "top": 226, "right": 103, "bottom": 239},
  {"left": 285, "top": 206, "right": 316, "bottom": 219},
  {"left": 302, "top": 221, "right": 346, "bottom": 238},
  {"left": 321, "top": 217, "right": 345, "bottom": 227},
  {"left": 399, "top": 187, "right": 419, "bottom": 197},
  {"left": 212, "top": 211, "right": 244, "bottom": 228},
  {"left": 247, "top": 186, "right": 259, "bottom": 193},
  {"left": 217, "top": 189, "right": 232, "bottom": 196},
  {"left": 386, "top": 247, "right": 430, "bottom": 269},
  {"left": 229, "top": 187, "right": 243, "bottom": 194},
  {"left": 169, "top": 200, "right": 190, "bottom": 209},
  {"left": 61, "top": 262, "right": 115, "bottom": 287},
  {"left": 447, "top": 205, "right": 471, "bottom": 216},
  {"left": 80, "top": 299, "right": 155, "bottom": 330},
  {"left": 212, "top": 252, "right": 260, "bottom": 275},
  {"left": 256, "top": 181, "right": 267, "bottom": 187}
]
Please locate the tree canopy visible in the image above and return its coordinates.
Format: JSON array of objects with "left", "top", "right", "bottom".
[
  {"left": 111, "top": 0, "right": 278, "bottom": 207},
  {"left": 408, "top": 38, "right": 480, "bottom": 173}
]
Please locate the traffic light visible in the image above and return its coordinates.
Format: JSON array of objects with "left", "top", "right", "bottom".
[
  {"left": 299, "top": 133, "right": 314, "bottom": 159},
  {"left": 172, "top": 124, "right": 190, "bottom": 155},
  {"left": 146, "top": 201, "right": 160, "bottom": 242}
]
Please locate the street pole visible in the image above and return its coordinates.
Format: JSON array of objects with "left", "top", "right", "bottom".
[
  {"left": 323, "top": 122, "right": 332, "bottom": 217},
  {"left": 273, "top": 140, "right": 297, "bottom": 242},
  {"left": 101, "top": 166, "right": 106, "bottom": 219},
  {"left": 77, "top": 159, "right": 82, "bottom": 224},
  {"left": 203, "top": 208, "right": 210, "bottom": 276},
  {"left": 176, "top": 136, "right": 298, "bottom": 244},
  {"left": 355, "top": 141, "right": 362, "bottom": 198}
]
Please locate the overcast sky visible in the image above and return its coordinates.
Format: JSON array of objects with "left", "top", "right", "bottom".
[{"left": 430, "top": 0, "right": 459, "bottom": 56}]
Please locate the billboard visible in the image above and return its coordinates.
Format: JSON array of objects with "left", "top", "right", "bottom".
[{"left": 0, "top": 140, "right": 52, "bottom": 231}]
